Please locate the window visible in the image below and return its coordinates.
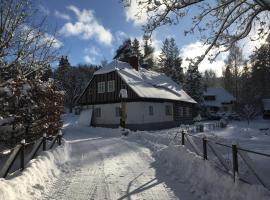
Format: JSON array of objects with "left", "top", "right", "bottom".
[
  {"left": 149, "top": 105, "right": 154, "bottom": 116},
  {"left": 115, "top": 107, "right": 121, "bottom": 117},
  {"left": 94, "top": 108, "right": 101, "bottom": 117},
  {"left": 204, "top": 95, "right": 216, "bottom": 101},
  {"left": 97, "top": 82, "right": 105, "bottom": 93},
  {"left": 165, "top": 105, "right": 172, "bottom": 116},
  {"left": 107, "top": 80, "right": 115, "bottom": 92}
]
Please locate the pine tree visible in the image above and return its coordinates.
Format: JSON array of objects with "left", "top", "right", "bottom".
[
  {"left": 203, "top": 69, "right": 218, "bottom": 89},
  {"left": 159, "top": 38, "right": 183, "bottom": 84},
  {"left": 184, "top": 65, "right": 203, "bottom": 104},
  {"left": 143, "top": 37, "right": 155, "bottom": 69},
  {"left": 132, "top": 38, "right": 143, "bottom": 64},
  {"left": 250, "top": 34, "right": 270, "bottom": 102},
  {"left": 114, "top": 38, "right": 133, "bottom": 62},
  {"left": 224, "top": 43, "right": 244, "bottom": 103}
]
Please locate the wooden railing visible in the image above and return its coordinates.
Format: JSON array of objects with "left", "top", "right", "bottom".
[
  {"left": 0, "top": 131, "right": 63, "bottom": 178},
  {"left": 177, "top": 130, "right": 270, "bottom": 190}
]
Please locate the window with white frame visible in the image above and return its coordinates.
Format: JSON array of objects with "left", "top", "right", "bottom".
[
  {"left": 107, "top": 80, "right": 115, "bottom": 92},
  {"left": 115, "top": 107, "right": 121, "bottom": 117},
  {"left": 97, "top": 82, "right": 105, "bottom": 93},
  {"left": 165, "top": 105, "right": 172, "bottom": 116},
  {"left": 94, "top": 108, "right": 101, "bottom": 117},
  {"left": 149, "top": 105, "right": 154, "bottom": 116}
]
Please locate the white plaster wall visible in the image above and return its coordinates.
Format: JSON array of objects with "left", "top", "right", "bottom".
[
  {"left": 137, "top": 102, "right": 173, "bottom": 124},
  {"left": 93, "top": 103, "right": 121, "bottom": 124},
  {"left": 90, "top": 102, "right": 174, "bottom": 125}
]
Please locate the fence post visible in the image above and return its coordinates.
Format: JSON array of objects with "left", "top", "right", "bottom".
[
  {"left": 20, "top": 139, "right": 25, "bottom": 170},
  {"left": 203, "top": 137, "right": 207, "bottom": 160},
  {"left": 232, "top": 144, "right": 239, "bottom": 182},
  {"left": 58, "top": 131, "right": 62, "bottom": 146},
  {"left": 43, "top": 133, "right": 47, "bottom": 151},
  {"left": 181, "top": 130, "right": 185, "bottom": 145}
]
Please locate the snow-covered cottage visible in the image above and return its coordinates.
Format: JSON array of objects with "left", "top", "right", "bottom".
[
  {"left": 77, "top": 57, "right": 197, "bottom": 130},
  {"left": 203, "top": 87, "right": 235, "bottom": 113}
]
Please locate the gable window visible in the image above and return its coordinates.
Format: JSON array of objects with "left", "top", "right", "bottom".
[
  {"left": 115, "top": 107, "right": 121, "bottom": 117},
  {"left": 149, "top": 105, "right": 154, "bottom": 116},
  {"left": 94, "top": 108, "right": 101, "bottom": 117},
  {"left": 107, "top": 80, "right": 115, "bottom": 92},
  {"left": 97, "top": 82, "right": 105, "bottom": 93},
  {"left": 165, "top": 105, "right": 172, "bottom": 116}
]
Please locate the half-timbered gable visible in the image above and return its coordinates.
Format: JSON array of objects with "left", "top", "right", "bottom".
[{"left": 79, "top": 71, "right": 139, "bottom": 105}]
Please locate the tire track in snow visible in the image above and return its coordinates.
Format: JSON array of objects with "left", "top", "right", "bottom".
[{"left": 39, "top": 136, "right": 183, "bottom": 200}]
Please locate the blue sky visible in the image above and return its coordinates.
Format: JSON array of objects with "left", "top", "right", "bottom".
[{"left": 36, "top": 0, "right": 262, "bottom": 76}]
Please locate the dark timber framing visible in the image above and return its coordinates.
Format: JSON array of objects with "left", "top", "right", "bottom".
[{"left": 78, "top": 70, "right": 196, "bottom": 124}]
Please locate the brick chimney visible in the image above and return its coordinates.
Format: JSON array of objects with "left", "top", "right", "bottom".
[{"left": 128, "top": 56, "right": 139, "bottom": 71}]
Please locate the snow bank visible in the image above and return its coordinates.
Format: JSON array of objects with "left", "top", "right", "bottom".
[
  {"left": 0, "top": 141, "right": 70, "bottom": 200},
  {"left": 155, "top": 145, "right": 270, "bottom": 200}
]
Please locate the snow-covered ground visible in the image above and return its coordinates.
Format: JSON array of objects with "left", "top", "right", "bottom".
[{"left": 0, "top": 114, "right": 269, "bottom": 200}]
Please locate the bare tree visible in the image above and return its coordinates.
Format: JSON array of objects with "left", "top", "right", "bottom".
[
  {"left": 0, "top": 0, "right": 60, "bottom": 78},
  {"left": 122, "top": 0, "right": 270, "bottom": 65}
]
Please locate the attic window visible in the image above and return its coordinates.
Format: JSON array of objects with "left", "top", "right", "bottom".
[
  {"left": 97, "top": 82, "right": 105, "bottom": 93},
  {"left": 108, "top": 80, "right": 115, "bottom": 92}
]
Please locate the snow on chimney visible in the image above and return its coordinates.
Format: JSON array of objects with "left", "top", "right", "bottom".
[{"left": 128, "top": 56, "right": 139, "bottom": 71}]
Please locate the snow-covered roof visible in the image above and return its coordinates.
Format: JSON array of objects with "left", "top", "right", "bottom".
[
  {"left": 94, "top": 60, "right": 197, "bottom": 103},
  {"left": 203, "top": 87, "right": 235, "bottom": 107},
  {"left": 263, "top": 99, "right": 270, "bottom": 110}
]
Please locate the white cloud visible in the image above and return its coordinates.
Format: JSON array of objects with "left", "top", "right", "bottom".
[
  {"left": 21, "top": 25, "right": 63, "bottom": 49},
  {"left": 83, "top": 46, "right": 100, "bottom": 63},
  {"left": 54, "top": 10, "right": 71, "bottom": 20},
  {"left": 180, "top": 41, "right": 227, "bottom": 76},
  {"left": 39, "top": 5, "right": 50, "bottom": 15},
  {"left": 43, "top": 33, "right": 63, "bottom": 49},
  {"left": 59, "top": 5, "right": 113, "bottom": 46},
  {"left": 84, "top": 55, "right": 95, "bottom": 64},
  {"left": 115, "top": 31, "right": 129, "bottom": 43},
  {"left": 124, "top": 0, "right": 148, "bottom": 26}
]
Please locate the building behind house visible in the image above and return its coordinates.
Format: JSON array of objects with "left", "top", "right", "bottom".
[
  {"left": 77, "top": 57, "right": 197, "bottom": 130},
  {"left": 203, "top": 87, "right": 235, "bottom": 113}
]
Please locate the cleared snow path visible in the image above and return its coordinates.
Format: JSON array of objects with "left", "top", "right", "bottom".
[{"left": 39, "top": 119, "right": 194, "bottom": 200}]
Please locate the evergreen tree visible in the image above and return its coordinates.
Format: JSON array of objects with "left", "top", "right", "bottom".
[
  {"left": 223, "top": 65, "right": 234, "bottom": 94},
  {"left": 224, "top": 43, "right": 244, "bottom": 103},
  {"left": 184, "top": 65, "right": 203, "bottom": 104},
  {"left": 114, "top": 38, "right": 133, "bottom": 62},
  {"left": 203, "top": 69, "right": 218, "bottom": 89},
  {"left": 132, "top": 38, "right": 143, "bottom": 64},
  {"left": 239, "top": 63, "right": 253, "bottom": 105},
  {"left": 250, "top": 34, "right": 270, "bottom": 102},
  {"left": 159, "top": 38, "right": 183, "bottom": 84},
  {"left": 143, "top": 37, "right": 155, "bottom": 69}
]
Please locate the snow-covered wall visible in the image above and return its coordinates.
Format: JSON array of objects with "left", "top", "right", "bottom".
[{"left": 85, "top": 102, "right": 174, "bottom": 125}]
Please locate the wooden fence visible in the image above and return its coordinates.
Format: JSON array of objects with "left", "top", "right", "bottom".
[
  {"left": 0, "top": 131, "right": 63, "bottom": 178},
  {"left": 177, "top": 130, "right": 270, "bottom": 190}
]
